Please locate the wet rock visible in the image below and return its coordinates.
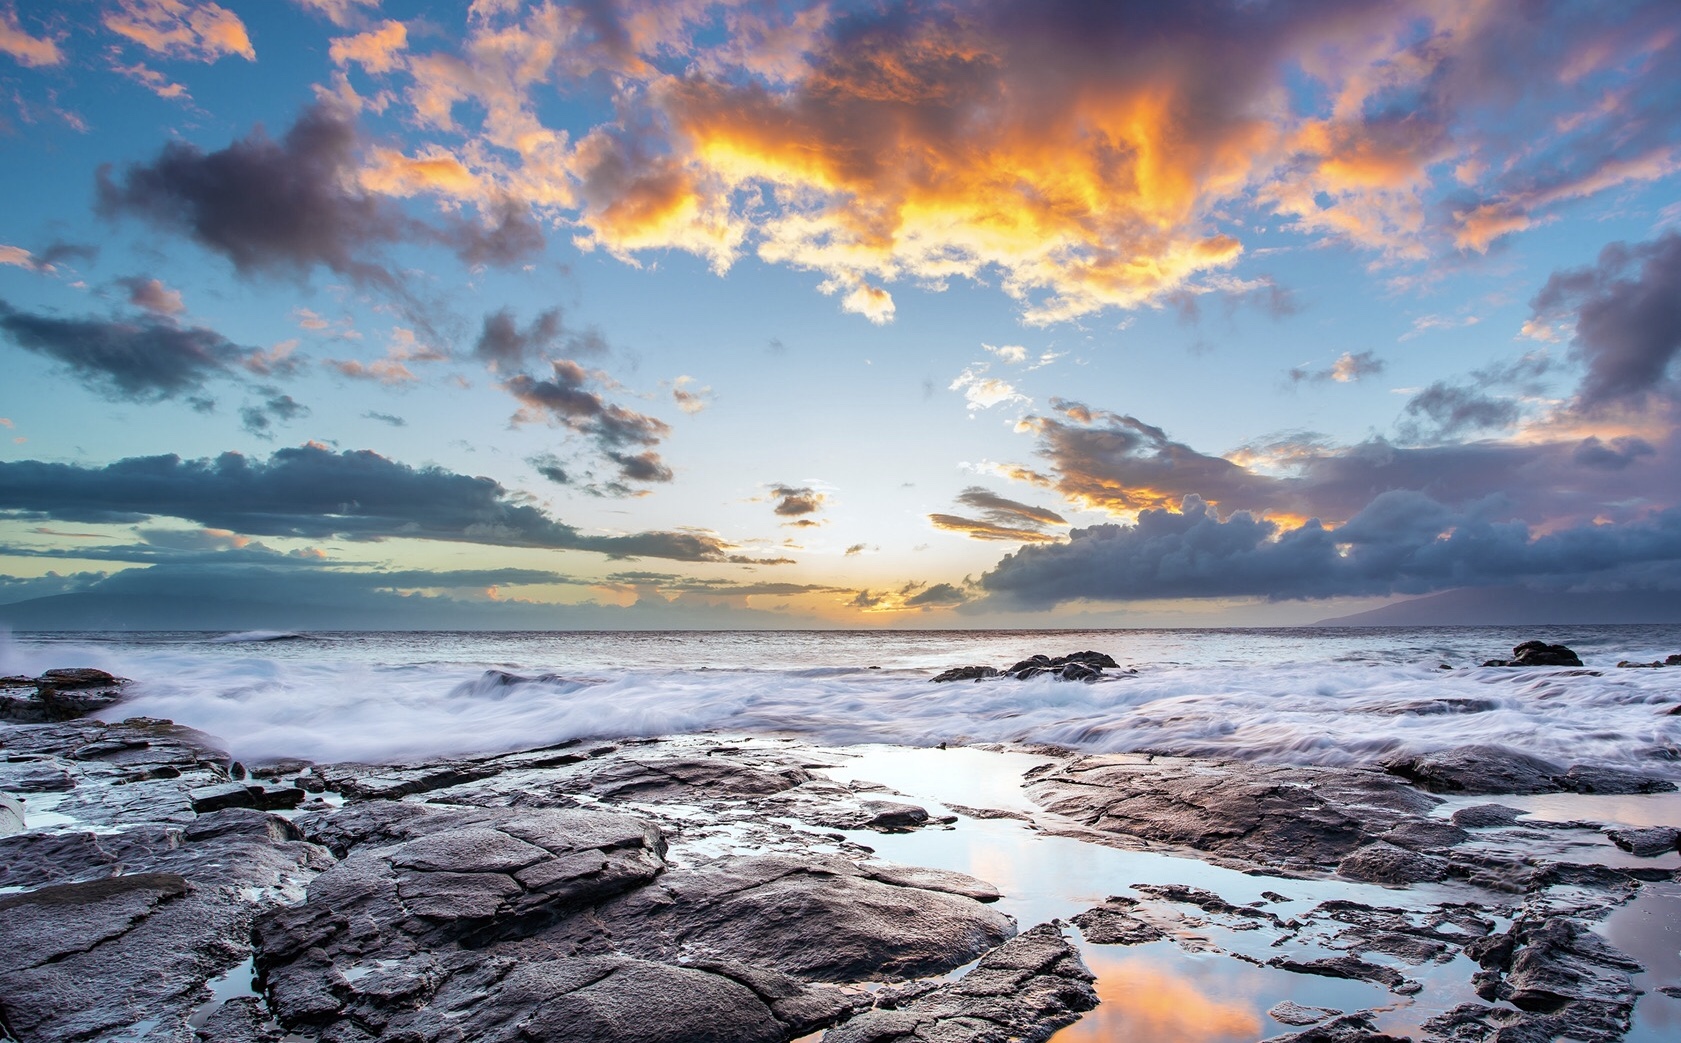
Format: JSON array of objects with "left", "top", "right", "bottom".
[
  {"left": 1264, "top": 1011, "right": 1411, "bottom": 1042},
  {"left": 1336, "top": 841, "right": 1450, "bottom": 885},
  {"left": 190, "top": 780, "right": 307, "bottom": 813},
  {"left": 1456, "top": 915, "right": 1641, "bottom": 1039},
  {"left": 1482, "top": 640, "right": 1584, "bottom": 667},
  {"left": 0, "top": 667, "right": 129, "bottom": 722},
  {"left": 1269, "top": 1001, "right": 1343, "bottom": 1026},
  {"left": 586, "top": 853, "right": 1016, "bottom": 983},
  {"left": 1071, "top": 897, "right": 1164, "bottom": 945},
  {"left": 197, "top": 995, "right": 286, "bottom": 1043},
  {"left": 1452, "top": 803, "right": 1527, "bottom": 828},
  {"left": 1269, "top": 954, "right": 1415, "bottom": 993},
  {"left": 582, "top": 756, "right": 816, "bottom": 801},
  {"left": 1028, "top": 756, "right": 1443, "bottom": 873},
  {"left": 1368, "top": 696, "right": 1500, "bottom": 716},
  {"left": 1382, "top": 744, "right": 1675, "bottom": 796},
  {"left": 932, "top": 651, "right": 1122, "bottom": 684},
  {"left": 1605, "top": 825, "right": 1681, "bottom": 856},
  {"left": 857, "top": 863, "right": 1002, "bottom": 903},
  {"left": 0, "top": 756, "right": 76, "bottom": 793},
  {"left": 821, "top": 922, "right": 1097, "bottom": 1043},
  {"left": 930, "top": 665, "right": 999, "bottom": 683}
]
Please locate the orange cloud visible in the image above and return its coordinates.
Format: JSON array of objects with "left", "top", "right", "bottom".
[
  {"left": 0, "top": 8, "right": 63, "bottom": 67},
  {"left": 105, "top": 0, "right": 255, "bottom": 63},
  {"left": 331, "top": 19, "right": 406, "bottom": 74}
]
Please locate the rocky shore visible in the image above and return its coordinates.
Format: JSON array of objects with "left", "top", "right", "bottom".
[{"left": 3, "top": 648, "right": 1680, "bottom": 1042}]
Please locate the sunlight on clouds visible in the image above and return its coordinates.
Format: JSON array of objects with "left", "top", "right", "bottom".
[
  {"left": 330, "top": 19, "right": 407, "bottom": 75},
  {"left": 105, "top": 0, "right": 255, "bottom": 63},
  {"left": 0, "top": 9, "right": 63, "bottom": 67}
]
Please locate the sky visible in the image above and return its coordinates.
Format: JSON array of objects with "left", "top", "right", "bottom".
[{"left": 0, "top": 0, "right": 1679, "bottom": 630}]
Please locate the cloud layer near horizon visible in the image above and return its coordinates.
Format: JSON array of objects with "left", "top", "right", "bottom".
[{"left": 0, "top": 444, "right": 766, "bottom": 563}]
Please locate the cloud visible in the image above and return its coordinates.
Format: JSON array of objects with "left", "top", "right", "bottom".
[
  {"left": 505, "top": 360, "right": 674, "bottom": 487},
  {"left": 844, "top": 543, "right": 867, "bottom": 556},
  {"left": 768, "top": 485, "right": 825, "bottom": 524},
  {"left": 1288, "top": 351, "right": 1384, "bottom": 385},
  {"left": 670, "top": 375, "right": 710, "bottom": 414},
  {"left": 0, "top": 298, "right": 253, "bottom": 400},
  {"left": 975, "top": 492, "right": 1681, "bottom": 608},
  {"left": 362, "top": 410, "right": 406, "bottom": 427},
  {"left": 950, "top": 365, "right": 1028, "bottom": 412},
  {"left": 528, "top": 452, "right": 569, "bottom": 485},
  {"left": 928, "top": 485, "right": 1068, "bottom": 543},
  {"left": 96, "top": 103, "right": 544, "bottom": 307},
  {"left": 292, "top": 0, "right": 382, "bottom": 29},
  {"left": 904, "top": 582, "right": 969, "bottom": 608},
  {"left": 474, "top": 306, "right": 563, "bottom": 373},
  {"left": 0, "top": 7, "right": 63, "bottom": 67},
  {"left": 240, "top": 390, "right": 310, "bottom": 439},
  {"left": 1015, "top": 397, "right": 1678, "bottom": 533},
  {"left": 0, "top": 242, "right": 96, "bottom": 275},
  {"left": 330, "top": 18, "right": 407, "bottom": 74},
  {"left": 1530, "top": 232, "right": 1681, "bottom": 408},
  {"left": 0, "top": 444, "right": 768, "bottom": 563},
  {"left": 103, "top": 0, "right": 255, "bottom": 62},
  {"left": 117, "top": 276, "right": 187, "bottom": 316}
]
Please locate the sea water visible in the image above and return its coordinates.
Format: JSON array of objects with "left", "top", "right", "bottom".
[{"left": 3, "top": 625, "right": 1679, "bottom": 772}]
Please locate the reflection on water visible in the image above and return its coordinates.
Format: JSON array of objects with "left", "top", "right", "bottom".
[{"left": 1053, "top": 947, "right": 1264, "bottom": 1042}]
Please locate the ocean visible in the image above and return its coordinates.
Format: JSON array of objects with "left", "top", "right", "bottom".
[{"left": 4, "top": 625, "right": 1679, "bottom": 773}]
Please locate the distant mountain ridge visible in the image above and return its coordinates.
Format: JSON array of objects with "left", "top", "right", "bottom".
[{"left": 1317, "top": 587, "right": 1681, "bottom": 626}]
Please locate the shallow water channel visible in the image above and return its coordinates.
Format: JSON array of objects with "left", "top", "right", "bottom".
[{"left": 807, "top": 744, "right": 1681, "bottom": 1042}]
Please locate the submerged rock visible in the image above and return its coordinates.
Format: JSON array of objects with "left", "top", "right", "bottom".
[
  {"left": 929, "top": 665, "right": 999, "bottom": 683},
  {"left": 1482, "top": 640, "right": 1583, "bottom": 667}
]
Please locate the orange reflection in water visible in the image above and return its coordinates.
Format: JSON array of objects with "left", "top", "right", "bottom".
[{"left": 1055, "top": 950, "right": 1263, "bottom": 1042}]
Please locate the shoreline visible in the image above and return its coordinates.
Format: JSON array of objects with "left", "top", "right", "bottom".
[{"left": 4, "top": 699, "right": 1681, "bottom": 1042}]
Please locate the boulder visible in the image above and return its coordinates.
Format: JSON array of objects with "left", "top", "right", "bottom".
[
  {"left": 1482, "top": 640, "right": 1583, "bottom": 667},
  {"left": 930, "top": 665, "right": 999, "bottom": 683},
  {"left": 1605, "top": 826, "right": 1680, "bottom": 857}
]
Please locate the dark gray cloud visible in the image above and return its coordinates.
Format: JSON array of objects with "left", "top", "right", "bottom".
[
  {"left": 1023, "top": 399, "right": 1677, "bottom": 531},
  {"left": 476, "top": 307, "right": 564, "bottom": 373},
  {"left": 1399, "top": 382, "right": 1521, "bottom": 440},
  {"left": 96, "top": 103, "right": 543, "bottom": 294},
  {"left": 528, "top": 452, "right": 570, "bottom": 485},
  {"left": 240, "top": 390, "right": 310, "bottom": 439},
  {"left": 0, "top": 445, "right": 768, "bottom": 563},
  {"left": 904, "top": 582, "right": 969, "bottom": 607},
  {"left": 976, "top": 492, "right": 1681, "bottom": 608},
  {"left": 0, "top": 298, "right": 251, "bottom": 400},
  {"left": 505, "top": 360, "right": 674, "bottom": 488},
  {"left": 1532, "top": 232, "right": 1681, "bottom": 407},
  {"left": 363, "top": 411, "right": 406, "bottom": 427}
]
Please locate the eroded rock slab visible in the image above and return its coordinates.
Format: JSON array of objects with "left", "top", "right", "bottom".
[{"left": 822, "top": 922, "right": 1096, "bottom": 1043}]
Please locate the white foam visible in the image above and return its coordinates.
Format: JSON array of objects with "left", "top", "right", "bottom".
[{"left": 5, "top": 629, "right": 1678, "bottom": 775}]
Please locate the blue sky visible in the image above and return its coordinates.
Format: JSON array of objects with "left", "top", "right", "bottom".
[{"left": 1, "top": 0, "right": 1679, "bottom": 628}]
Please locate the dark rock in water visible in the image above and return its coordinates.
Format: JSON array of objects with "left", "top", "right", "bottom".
[
  {"left": 1452, "top": 803, "right": 1527, "bottom": 828},
  {"left": 1268, "top": 954, "right": 1414, "bottom": 993},
  {"left": 1482, "top": 640, "right": 1583, "bottom": 667},
  {"left": 821, "top": 922, "right": 1097, "bottom": 1043},
  {"left": 1382, "top": 744, "right": 1675, "bottom": 795},
  {"left": 933, "top": 651, "right": 1122, "bottom": 683},
  {"left": 1071, "top": 897, "right": 1164, "bottom": 945},
  {"left": 1605, "top": 826, "right": 1681, "bottom": 857},
  {"left": 190, "top": 781, "right": 307, "bottom": 814},
  {"left": 1453, "top": 915, "right": 1642, "bottom": 1040},
  {"left": 1028, "top": 757, "right": 1444, "bottom": 873},
  {"left": 0, "top": 667, "right": 129, "bottom": 722},
  {"left": 1264, "top": 1011, "right": 1411, "bottom": 1043},
  {"left": 1670, "top": 653, "right": 1681, "bottom": 665},
  {"left": 1268, "top": 1001, "right": 1343, "bottom": 1027}
]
